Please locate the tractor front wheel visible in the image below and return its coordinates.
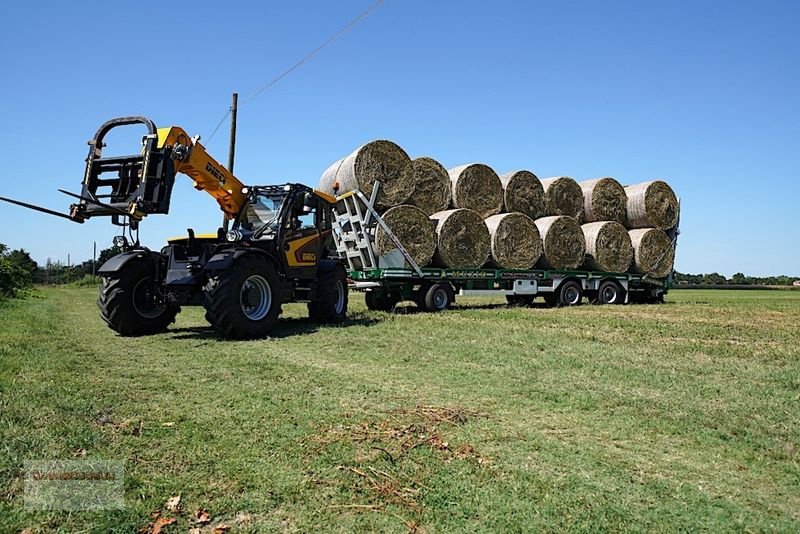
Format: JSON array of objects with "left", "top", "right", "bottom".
[
  {"left": 203, "top": 255, "right": 282, "bottom": 339},
  {"left": 97, "top": 258, "right": 178, "bottom": 336}
]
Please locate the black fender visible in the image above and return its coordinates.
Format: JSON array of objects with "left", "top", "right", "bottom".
[
  {"left": 203, "top": 248, "right": 281, "bottom": 273},
  {"left": 98, "top": 249, "right": 161, "bottom": 274}
]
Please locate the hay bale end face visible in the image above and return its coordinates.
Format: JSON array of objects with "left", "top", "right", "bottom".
[
  {"left": 375, "top": 205, "right": 436, "bottom": 267},
  {"left": 625, "top": 180, "right": 679, "bottom": 230},
  {"left": 448, "top": 164, "right": 503, "bottom": 218},
  {"left": 580, "top": 177, "right": 627, "bottom": 224},
  {"left": 499, "top": 170, "right": 546, "bottom": 220},
  {"left": 581, "top": 221, "right": 633, "bottom": 272},
  {"left": 628, "top": 228, "right": 675, "bottom": 278},
  {"left": 534, "top": 215, "right": 586, "bottom": 270},
  {"left": 319, "top": 140, "right": 414, "bottom": 209},
  {"left": 430, "top": 208, "right": 490, "bottom": 268},
  {"left": 484, "top": 213, "right": 542, "bottom": 269},
  {"left": 540, "top": 176, "right": 584, "bottom": 219},
  {"left": 407, "top": 157, "right": 451, "bottom": 215}
]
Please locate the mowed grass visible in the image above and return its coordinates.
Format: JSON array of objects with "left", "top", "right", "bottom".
[{"left": 1, "top": 288, "right": 798, "bottom": 532}]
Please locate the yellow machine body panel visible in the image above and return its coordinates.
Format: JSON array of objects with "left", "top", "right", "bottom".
[
  {"left": 156, "top": 127, "right": 247, "bottom": 219},
  {"left": 284, "top": 233, "right": 320, "bottom": 267}
]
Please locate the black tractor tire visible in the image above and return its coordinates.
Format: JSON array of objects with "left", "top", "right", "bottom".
[
  {"left": 97, "top": 259, "right": 178, "bottom": 336},
  {"left": 202, "top": 254, "right": 282, "bottom": 339},
  {"left": 556, "top": 280, "right": 583, "bottom": 307},
  {"left": 506, "top": 294, "right": 535, "bottom": 307},
  {"left": 419, "top": 282, "right": 454, "bottom": 312},
  {"left": 365, "top": 290, "right": 399, "bottom": 311},
  {"left": 308, "top": 263, "right": 348, "bottom": 323},
  {"left": 594, "top": 280, "right": 625, "bottom": 305}
]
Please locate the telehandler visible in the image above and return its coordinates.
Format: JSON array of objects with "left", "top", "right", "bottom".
[{"left": 0, "top": 116, "right": 348, "bottom": 338}]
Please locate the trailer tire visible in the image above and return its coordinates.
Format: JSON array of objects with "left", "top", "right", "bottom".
[
  {"left": 203, "top": 254, "right": 282, "bottom": 339},
  {"left": 557, "top": 280, "right": 583, "bottom": 307},
  {"left": 421, "top": 283, "right": 454, "bottom": 312},
  {"left": 506, "top": 295, "right": 535, "bottom": 307},
  {"left": 308, "top": 263, "right": 348, "bottom": 323},
  {"left": 542, "top": 293, "right": 558, "bottom": 307},
  {"left": 98, "top": 258, "right": 178, "bottom": 336},
  {"left": 365, "top": 290, "right": 399, "bottom": 312},
  {"left": 594, "top": 280, "right": 625, "bottom": 305}
]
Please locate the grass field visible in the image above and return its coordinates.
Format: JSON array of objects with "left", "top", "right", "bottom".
[{"left": 1, "top": 288, "right": 798, "bottom": 532}]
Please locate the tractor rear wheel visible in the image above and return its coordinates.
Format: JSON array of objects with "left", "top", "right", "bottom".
[
  {"left": 308, "top": 263, "right": 348, "bottom": 323},
  {"left": 203, "top": 255, "right": 282, "bottom": 339},
  {"left": 97, "top": 258, "right": 178, "bottom": 336}
]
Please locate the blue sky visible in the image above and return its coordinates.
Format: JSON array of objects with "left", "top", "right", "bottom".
[{"left": 0, "top": 0, "right": 797, "bottom": 276}]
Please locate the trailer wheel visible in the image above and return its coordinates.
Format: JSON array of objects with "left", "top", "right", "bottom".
[
  {"left": 557, "top": 280, "right": 583, "bottom": 307},
  {"left": 203, "top": 254, "right": 282, "bottom": 339},
  {"left": 308, "top": 263, "right": 348, "bottom": 323},
  {"left": 365, "top": 290, "right": 399, "bottom": 312},
  {"left": 506, "top": 295, "right": 535, "bottom": 307},
  {"left": 97, "top": 258, "right": 178, "bottom": 336},
  {"left": 595, "top": 280, "right": 625, "bottom": 305},
  {"left": 421, "top": 283, "right": 454, "bottom": 312}
]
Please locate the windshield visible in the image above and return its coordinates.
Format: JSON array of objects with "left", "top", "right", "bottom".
[{"left": 240, "top": 194, "right": 284, "bottom": 234}]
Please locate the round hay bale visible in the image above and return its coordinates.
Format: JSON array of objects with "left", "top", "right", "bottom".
[
  {"left": 534, "top": 215, "right": 586, "bottom": 270},
  {"left": 406, "top": 157, "right": 451, "bottom": 215},
  {"left": 625, "top": 180, "right": 679, "bottom": 230},
  {"left": 484, "top": 213, "right": 541, "bottom": 269},
  {"left": 540, "top": 176, "right": 584, "bottom": 219},
  {"left": 448, "top": 164, "right": 503, "bottom": 218},
  {"left": 579, "top": 177, "right": 627, "bottom": 224},
  {"left": 430, "top": 209, "right": 490, "bottom": 268},
  {"left": 319, "top": 140, "right": 414, "bottom": 209},
  {"left": 499, "top": 170, "right": 546, "bottom": 220},
  {"left": 628, "top": 228, "right": 675, "bottom": 278},
  {"left": 581, "top": 221, "right": 633, "bottom": 272},
  {"left": 374, "top": 205, "right": 436, "bottom": 267}
]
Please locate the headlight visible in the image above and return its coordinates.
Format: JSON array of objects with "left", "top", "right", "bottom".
[
  {"left": 226, "top": 230, "right": 242, "bottom": 242},
  {"left": 113, "top": 236, "right": 128, "bottom": 248}
]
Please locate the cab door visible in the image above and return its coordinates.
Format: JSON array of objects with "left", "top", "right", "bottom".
[{"left": 282, "top": 192, "right": 322, "bottom": 280}]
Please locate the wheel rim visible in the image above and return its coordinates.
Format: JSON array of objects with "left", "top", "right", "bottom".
[
  {"left": 334, "top": 280, "right": 345, "bottom": 315},
  {"left": 601, "top": 285, "right": 618, "bottom": 303},
  {"left": 132, "top": 277, "right": 165, "bottom": 319},
  {"left": 564, "top": 285, "right": 580, "bottom": 305},
  {"left": 432, "top": 287, "right": 448, "bottom": 309},
  {"left": 240, "top": 274, "right": 272, "bottom": 321}
]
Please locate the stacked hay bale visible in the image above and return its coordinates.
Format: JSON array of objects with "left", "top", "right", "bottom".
[
  {"left": 623, "top": 180, "right": 679, "bottom": 276},
  {"left": 320, "top": 140, "right": 678, "bottom": 276}
]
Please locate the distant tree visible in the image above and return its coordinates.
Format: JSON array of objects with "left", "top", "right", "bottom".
[
  {"left": 0, "top": 243, "right": 31, "bottom": 297},
  {"left": 97, "top": 245, "right": 122, "bottom": 266},
  {"left": 730, "top": 272, "right": 748, "bottom": 285},
  {"left": 703, "top": 272, "right": 727, "bottom": 285}
]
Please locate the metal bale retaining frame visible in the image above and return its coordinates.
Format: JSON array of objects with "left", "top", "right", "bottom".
[
  {"left": 447, "top": 163, "right": 504, "bottom": 218},
  {"left": 499, "top": 170, "right": 546, "bottom": 220},
  {"left": 319, "top": 140, "right": 415, "bottom": 210},
  {"left": 579, "top": 177, "right": 627, "bottom": 224}
]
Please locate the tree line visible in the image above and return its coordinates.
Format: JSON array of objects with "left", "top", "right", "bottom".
[
  {"left": 0, "top": 242, "right": 120, "bottom": 298},
  {"left": 674, "top": 272, "right": 798, "bottom": 286}
]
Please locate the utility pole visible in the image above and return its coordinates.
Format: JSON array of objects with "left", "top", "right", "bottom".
[{"left": 223, "top": 92, "right": 238, "bottom": 233}]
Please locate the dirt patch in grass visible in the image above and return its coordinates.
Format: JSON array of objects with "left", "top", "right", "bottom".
[{"left": 306, "top": 405, "right": 487, "bottom": 529}]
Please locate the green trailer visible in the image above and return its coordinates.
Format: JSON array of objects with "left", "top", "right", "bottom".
[{"left": 331, "top": 183, "right": 676, "bottom": 312}]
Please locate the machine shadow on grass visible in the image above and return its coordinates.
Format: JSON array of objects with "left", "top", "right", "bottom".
[{"left": 166, "top": 312, "right": 381, "bottom": 340}]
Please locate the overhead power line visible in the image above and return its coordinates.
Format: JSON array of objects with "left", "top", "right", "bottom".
[{"left": 206, "top": 0, "right": 385, "bottom": 142}]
